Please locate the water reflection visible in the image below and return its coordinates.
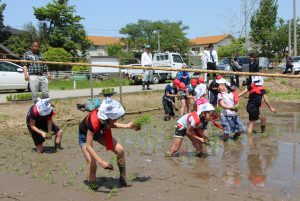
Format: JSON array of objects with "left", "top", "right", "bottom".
[{"left": 247, "top": 135, "right": 278, "bottom": 188}]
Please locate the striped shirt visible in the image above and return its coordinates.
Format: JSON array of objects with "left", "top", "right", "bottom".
[{"left": 23, "top": 51, "right": 48, "bottom": 75}]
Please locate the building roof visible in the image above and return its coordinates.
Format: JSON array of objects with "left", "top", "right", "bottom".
[
  {"left": 190, "top": 34, "right": 233, "bottom": 46},
  {"left": 87, "top": 36, "right": 121, "bottom": 46},
  {"left": 0, "top": 44, "right": 19, "bottom": 59}
]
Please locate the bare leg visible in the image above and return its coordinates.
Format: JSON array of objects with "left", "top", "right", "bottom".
[
  {"left": 247, "top": 121, "right": 255, "bottom": 134},
  {"left": 54, "top": 130, "right": 63, "bottom": 150},
  {"left": 36, "top": 144, "right": 43, "bottom": 154},
  {"left": 180, "top": 99, "right": 186, "bottom": 116},
  {"left": 259, "top": 113, "right": 266, "bottom": 133},
  {"left": 81, "top": 145, "right": 97, "bottom": 182},
  {"left": 167, "top": 137, "right": 183, "bottom": 156}
]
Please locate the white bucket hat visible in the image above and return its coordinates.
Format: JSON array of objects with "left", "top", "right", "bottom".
[
  {"left": 36, "top": 98, "right": 52, "bottom": 116},
  {"left": 195, "top": 84, "right": 207, "bottom": 99},
  {"left": 97, "top": 97, "right": 125, "bottom": 120},
  {"left": 216, "top": 78, "right": 227, "bottom": 84},
  {"left": 252, "top": 76, "right": 264, "bottom": 86},
  {"left": 197, "top": 103, "right": 215, "bottom": 115}
]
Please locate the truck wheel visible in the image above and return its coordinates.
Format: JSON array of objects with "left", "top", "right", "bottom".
[{"left": 152, "top": 75, "right": 160, "bottom": 84}]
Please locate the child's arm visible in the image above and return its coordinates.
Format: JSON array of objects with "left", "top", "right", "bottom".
[
  {"left": 186, "top": 126, "right": 205, "bottom": 142},
  {"left": 238, "top": 88, "right": 248, "bottom": 97},
  {"left": 166, "top": 91, "right": 178, "bottom": 98},
  {"left": 263, "top": 94, "right": 277, "bottom": 113},
  {"left": 110, "top": 121, "right": 134, "bottom": 129},
  {"left": 86, "top": 130, "right": 114, "bottom": 170},
  {"left": 219, "top": 99, "right": 236, "bottom": 110}
]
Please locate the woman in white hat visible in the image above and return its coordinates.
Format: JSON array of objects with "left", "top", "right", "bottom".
[
  {"left": 78, "top": 96, "right": 135, "bottom": 190},
  {"left": 26, "top": 98, "right": 63, "bottom": 153},
  {"left": 166, "top": 103, "right": 217, "bottom": 158}
]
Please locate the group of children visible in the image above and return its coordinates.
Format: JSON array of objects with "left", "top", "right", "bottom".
[
  {"left": 163, "top": 74, "right": 277, "bottom": 157},
  {"left": 24, "top": 73, "right": 276, "bottom": 191}
]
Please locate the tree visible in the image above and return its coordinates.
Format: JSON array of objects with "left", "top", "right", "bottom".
[
  {"left": 107, "top": 44, "right": 135, "bottom": 64},
  {"left": 250, "top": 0, "right": 278, "bottom": 57},
  {"left": 43, "top": 47, "right": 73, "bottom": 71},
  {"left": 120, "top": 19, "right": 190, "bottom": 55},
  {"left": 218, "top": 38, "right": 246, "bottom": 58},
  {"left": 4, "top": 23, "right": 49, "bottom": 56},
  {"left": 271, "top": 18, "right": 288, "bottom": 57},
  {"left": 0, "top": 0, "right": 10, "bottom": 43},
  {"left": 33, "top": 0, "right": 91, "bottom": 56}
]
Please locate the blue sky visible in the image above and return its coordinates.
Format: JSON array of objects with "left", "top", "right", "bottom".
[{"left": 1, "top": 0, "right": 298, "bottom": 38}]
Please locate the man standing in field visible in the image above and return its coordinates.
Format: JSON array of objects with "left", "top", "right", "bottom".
[{"left": 141, "top": 45, "right": 153, "bottom": 90}]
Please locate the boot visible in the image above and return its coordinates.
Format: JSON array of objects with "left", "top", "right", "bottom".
[
  {"left": 261, "top": 125, "right": 266, "bottom": 133},
  {"left": 142, "top": 82, "right": 146, "bottom": 90},
  {"left": 54, "top": 143, "right": 63, "bottom": 151},
  {"left": 146, "top": 81, "right": 152, "bottom": 90},
  {"left": 117, "top": 163, "right": 131, "bottom": 187}
]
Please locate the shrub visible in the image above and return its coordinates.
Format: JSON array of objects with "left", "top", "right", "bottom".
[{"left": 43, "top": 47, "right": 73, "bottom": 71}]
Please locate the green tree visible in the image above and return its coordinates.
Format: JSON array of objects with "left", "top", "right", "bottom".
[
  {"left": 120, "top": 19, "right": 190, "bottom": 55},
  {"left": 271, "top": 18, "right": 288, "bottom": 57},
  {"left": 0, "top": 0, "right": 10, "bottom": 43},
  {"left": 33, "top": 0, "right": 91, "bottom": 55},
  {"left": 107, "top": 44, "right": 135, "bottom": 64},
  {"left": 43, "top": 47, "right": 73, "bottom": 71},
  {"left": 250, "top": 0, "right": 278, "bottom": 57},
  {"left": 218, "top": 38, "right": 246, "bottom": 58},
  {"left": 4, "top": 23, "right": 49, "bottom": 56}
]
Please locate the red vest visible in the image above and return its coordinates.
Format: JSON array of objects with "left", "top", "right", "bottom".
[{"left": 249, "top": 83, "right": 265, "bottom": 95}]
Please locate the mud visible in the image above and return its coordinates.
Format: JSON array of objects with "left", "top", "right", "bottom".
[{"left": 0, "top": 91, "right": 300, "bottom": 201}]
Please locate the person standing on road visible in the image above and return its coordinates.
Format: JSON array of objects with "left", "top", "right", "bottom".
[
  {"left": 141, "top": 45, "right": 153, "bottom": 90},
  {"left": 206, "top": 44, "right": 218, "bottom": 82},
  {"left": 283, "top": 51, "right": 293, "bottom": 74},
  {"left": 23, "top": 41, "right": 51, "bottom": 103},
  {"left": 249, "top": 53, "right": 259, "bottom": 82}
]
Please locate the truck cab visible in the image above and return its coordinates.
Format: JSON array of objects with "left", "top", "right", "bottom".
[{"left": 124, "top": 52, "right": 186, "bottom": 84}]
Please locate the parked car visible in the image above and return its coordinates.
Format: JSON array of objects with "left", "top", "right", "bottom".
[
  {"left": 0, "top": 61, "right": 29, "bottom": 92},
  {"left": 217, "top": 56, "right": 250, "bottom": 72},
  {"left": 280, "top": 56, "right": 300, "bottom": 74}
]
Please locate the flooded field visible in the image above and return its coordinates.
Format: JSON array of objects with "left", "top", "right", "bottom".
[{"left": 0, "top": 91, "right": 299, "bottom": 201}]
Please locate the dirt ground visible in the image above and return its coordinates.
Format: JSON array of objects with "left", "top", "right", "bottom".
[{"left": 1, "top": 79, "right": 300, "bottom": 201}]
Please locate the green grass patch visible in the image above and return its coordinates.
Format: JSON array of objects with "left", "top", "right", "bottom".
[
  {"left": 49, "top": 78, "right": 132, "bottom": 90},
  {"left": 269, "top": 88, "right": 300, "bottom": 101}
]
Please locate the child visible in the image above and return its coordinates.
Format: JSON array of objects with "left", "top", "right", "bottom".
[
  {"left": 178, "top": 82, "right": 189, "bottom": 116},
  {"left": 238, "top": 76, "right": 276, "bottom": 134},
  {"left": 78, "top": 89, "right": 136, "bottom": 190},
  {"left": 186, "top": 78, "right": 198, "bottom": 111},
  {"left": 217, "top": 77, "right": 244, "bottom": 141},
  {"left": 162, "top": 79, "right": 180, "bottom": 120},
  {"left": 26, "top": 98, "right": 63, "bottom": 153},
  {"left": 166, "top": 103, "right": 216, "bottom": 158},
  {"left": 194, "top": 77, "right": 208, "bottom": 111}
]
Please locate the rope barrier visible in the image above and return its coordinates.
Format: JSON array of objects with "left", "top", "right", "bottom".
[{"left": 1, "top": 58, "right": 300, "bottom": 79}]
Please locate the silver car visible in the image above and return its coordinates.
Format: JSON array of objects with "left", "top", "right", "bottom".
[{"left": 281, "top": 56, "right": 300, "bottom": 74}]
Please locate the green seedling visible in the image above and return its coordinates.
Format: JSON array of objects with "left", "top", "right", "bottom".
[
  {"left": 46, "top": 131, "right": 55, "bottom": 139},
  {"left": 132, "top": 114, "right": 151, "bottom": 131},
  {"left": 107, "top": 186, "right": 118, "bottom": 199}
]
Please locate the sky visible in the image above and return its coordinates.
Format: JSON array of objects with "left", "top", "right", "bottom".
[{"left": 1, "top": 0, "right": 298, "bottom": 39}]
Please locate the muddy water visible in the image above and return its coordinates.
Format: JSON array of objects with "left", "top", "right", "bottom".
[{"left": 161, "top": 107, "right": 300, "bottom": 198}]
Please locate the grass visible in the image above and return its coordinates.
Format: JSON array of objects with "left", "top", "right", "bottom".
[
  {"left": 269, "top": 88, "right": 300, "bottom": 102},
  {"left": 49, "top": 78, "right": 132, "bottom": 90}
]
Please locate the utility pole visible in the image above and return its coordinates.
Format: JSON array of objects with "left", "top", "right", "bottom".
[
  {"left": 157, "top": 30, "right": 161, "bottom": 52},
  {"left": 289, "top": 20, "right": 292, "bottom": 55},
  {"left": 244, "top": 0, "right": 248, "bottom": 52},
  {"left": 293, "top": 0, "right": 297, "bottom": 56}
]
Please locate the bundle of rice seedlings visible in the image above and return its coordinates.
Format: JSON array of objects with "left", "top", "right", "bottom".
[{"left": 132, "top": 114, "right": 151, "bottom": 131}]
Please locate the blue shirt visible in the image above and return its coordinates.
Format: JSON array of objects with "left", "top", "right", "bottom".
[
  {"left": 177, "top": 71, "right": 190, "bottom": 85},
  {"left": 163, "top": 83, "right": 178, "bottom": 102}
]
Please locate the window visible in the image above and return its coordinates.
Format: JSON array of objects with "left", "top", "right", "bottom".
[
  {"left": 0, "top": 62, "right": 18, "bottom": 72},
  {"left": 172, "top": 55, "right": 183, "bottom": 63}
]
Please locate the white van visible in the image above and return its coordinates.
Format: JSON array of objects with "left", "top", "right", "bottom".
[{"left": 124, "top": 52, "right": 186, "bottom": 84}]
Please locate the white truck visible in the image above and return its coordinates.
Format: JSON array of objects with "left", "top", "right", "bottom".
[{"left": 123, "top": 52, "right": 186, "bottom": 84}]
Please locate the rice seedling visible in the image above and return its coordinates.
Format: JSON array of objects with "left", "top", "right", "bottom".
[{"left": 132, "top": 114, "right": 151, "bottom": 131}]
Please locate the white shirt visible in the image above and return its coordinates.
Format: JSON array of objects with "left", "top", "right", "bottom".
[
  {"left": 201, "top": 50, "right": 209, "bottom": 68},
  {"left": 177, "top": 112, "right": 201, "bottom": 129},
  {"left": 217, "top": 92, "right": 236, "bottom": 116},
  {"left": 206, "top": 49, "right": 218, "bottom": 64},
  {"left": 141, "top": 52, "right": 152, "bottom": 66}
]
